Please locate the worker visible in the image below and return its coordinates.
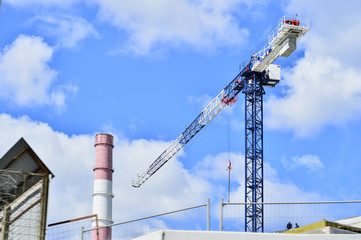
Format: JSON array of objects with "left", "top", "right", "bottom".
[
  {"left": 295, "top": 223, "right": 299, "bottom": 228},
  {"left": 287, "top": 221, "right": 292, "bottom": 230}
]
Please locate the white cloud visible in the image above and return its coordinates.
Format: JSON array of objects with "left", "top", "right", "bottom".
[
  {"left": 0, "top": 35, "right": 77, "bottom": 107},
  {"left": 281, "top": 154, "right": 324, "bottom": 173},
  {"left": 285, "top": 0, "right": 361, "bottom": 66},
  {"left": 112, "top": 138, "right": 213, "bottom": 221},
  {"left": 229, "top": 160, "right": 321, "bottom": 203},
  {"left": 264, "top": 0, "right": 361, "bottom": 137},
  {"left": 0, "top": 113, "right": 213, "bottom": 223},
  {"left": 265, "top": 54, "right": 361, "bottom": 137},
  {"left": 93, "top": 0, "right": 250, "bottom": 55},
  {"left": 264, "top": 179, "right": 320, "bottom": 203},
  {"left": 0, "top": 113, "right": 321, "bottom": 224},
  {"left": 193, "top": 152, "right": 236, "bottom": 181},
  {"left": 187, "top": 94, "right": 214, "bottom": 110},
  {"left": 191, "top": 152, "right": 321, "bottom": 203},
  {"left": 33, "top": 15, "right": 100, "bottom": 48}
]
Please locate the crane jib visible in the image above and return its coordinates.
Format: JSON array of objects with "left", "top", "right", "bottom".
[
  {"left": 132, "top": 64, "right": 274, "bottom": 188},
  {"left": 132, "top": 66, "right": 248, "bottom": 188}
]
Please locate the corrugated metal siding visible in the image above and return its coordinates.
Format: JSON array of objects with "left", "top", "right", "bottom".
[
  {"left": 0, "top": 138, "right": 28, "bottom": 169},
  {"left": 0, "top": 138, "right": 53, "bottom": 175},
  {"left": 7, "top": 151, "right": 39, "bottom": 173}
]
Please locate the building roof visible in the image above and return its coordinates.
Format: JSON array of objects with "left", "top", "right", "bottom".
[
  {"left": 0, "top": 137, "right": 54, "bottom": 210},
  {"left": 0, "top": 138, "right": 53, "bottom": 175}
]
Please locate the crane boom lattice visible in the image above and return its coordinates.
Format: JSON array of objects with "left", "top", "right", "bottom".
[{"left": 132, "top": 69, "right": 246, "bottom": 188}]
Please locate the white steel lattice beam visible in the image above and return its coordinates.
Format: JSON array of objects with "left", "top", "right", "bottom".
[{"left": 132, "top": 71, "right": 246, "bottom": 188}]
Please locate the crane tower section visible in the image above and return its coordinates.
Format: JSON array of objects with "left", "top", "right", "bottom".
[
  {"left": 244, "top": 16, "right": 309, "bottom": 232},
  {"left": 242, "top": 70, "right": 265, "bottom": 232}
]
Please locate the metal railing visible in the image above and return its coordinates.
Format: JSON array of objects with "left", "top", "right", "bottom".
[
  {"left": 220, "top": 198, "right": 361, "bottom": 233},
  {"left": 81, "top": 199, "right": 210, "bottom": 240},
  {"left": 46, "top": 199, "right": 361, "bottom": 239},
  {"left": 47, "top": 215, "right": 98, "bottom": 240}
]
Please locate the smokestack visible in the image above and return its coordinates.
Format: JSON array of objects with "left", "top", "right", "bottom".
[{"left": 92, "top": 133, "right": 114, "bottom": 240}]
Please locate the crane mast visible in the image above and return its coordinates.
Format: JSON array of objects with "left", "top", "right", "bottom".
[
  {"left": 243, "top": 70, "right": 265, "bottom": 232},
  {"left": 243, "top": 17, "right": 309, "bottom": 232},
  {"left": 132, "top": 16, "right": 310, "bottom": 232}
]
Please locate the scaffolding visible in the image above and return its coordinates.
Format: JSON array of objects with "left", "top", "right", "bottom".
[{"left": 0, "top": 138, "right": 53, "bottom": 240}]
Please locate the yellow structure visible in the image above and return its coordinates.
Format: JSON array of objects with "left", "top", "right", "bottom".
[{"left": 284, "top": 219, "right": 361, "bottom": 234}]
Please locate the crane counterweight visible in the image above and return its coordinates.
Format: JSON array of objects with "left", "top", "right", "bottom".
[{"left": 251, "top": 16, "right": 310, "bottom": 72}]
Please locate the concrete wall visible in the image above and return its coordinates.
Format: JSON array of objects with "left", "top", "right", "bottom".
[{"left": 133, "top": 230, "right": 361, "bottom": 240}]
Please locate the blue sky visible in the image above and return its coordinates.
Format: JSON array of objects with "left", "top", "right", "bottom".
[{"left": 1, "top": 0, "right": 361, "bottom": 227}]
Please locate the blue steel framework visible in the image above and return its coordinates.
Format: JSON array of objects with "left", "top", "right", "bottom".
[{"left": 242, "top": 70, "right": 265, "bottom": 232}]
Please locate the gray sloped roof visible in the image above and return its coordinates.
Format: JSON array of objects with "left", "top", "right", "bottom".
[
  {"left": 0, "top": 138, "right": 53, "bottom": 175},
  {"left": 0, "top": 137, "right": 54, "bottom": 210}
]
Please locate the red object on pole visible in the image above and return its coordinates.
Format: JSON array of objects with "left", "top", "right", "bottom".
[{"left": 227, "top": 160, "right": 232, "bottom": 171}]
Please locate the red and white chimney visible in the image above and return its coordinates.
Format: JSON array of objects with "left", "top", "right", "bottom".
[{"left": 92, "top": 133, "right": 114, "bottom": 240}]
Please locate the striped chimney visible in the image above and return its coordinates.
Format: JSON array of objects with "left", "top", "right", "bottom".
[{"left": 92, "top": 133, "right": 114, "bottom": 240}]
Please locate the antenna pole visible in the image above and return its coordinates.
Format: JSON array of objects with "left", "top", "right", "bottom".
[
  {"left": 227, "top": 160, "right": 232, "bottom": 203},
  {"left": 228, "top": 168, "right": 231, "bottom": 202}
]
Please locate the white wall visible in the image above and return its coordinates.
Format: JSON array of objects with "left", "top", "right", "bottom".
[
  {"left": 133, "top": 230, "right": 361, "bottom": 240},
  {"left": 336, "top": 216, "right": 361, "bottom": 228}
]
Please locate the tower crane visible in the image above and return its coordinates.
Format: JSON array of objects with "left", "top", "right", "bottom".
[{"left": 132, "top": 16, "right": 310, "bottom": 232}]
